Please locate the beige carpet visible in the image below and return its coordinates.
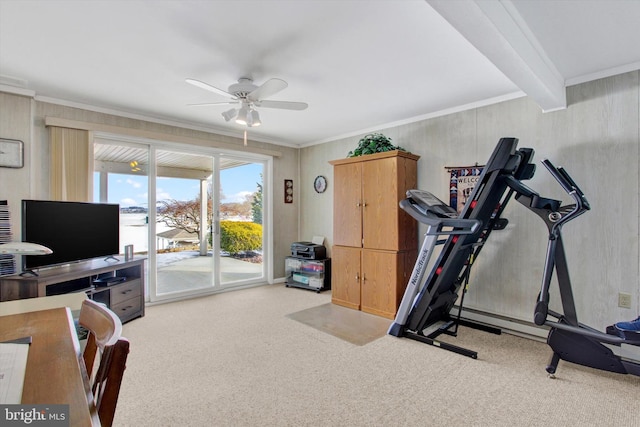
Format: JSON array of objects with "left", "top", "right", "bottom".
[
  {"left": 115, "top": 284, "right": 640, "bottom": 427},
  {"left": 286, "top": 302, "right": 391, "bottom": 345}
]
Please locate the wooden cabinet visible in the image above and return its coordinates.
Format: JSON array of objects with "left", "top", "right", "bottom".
[
  {"left": 361, "top": 249, "right": 415, "bottom": 318},
  {"left": 331, "top": 246, "right": 361, "bottom": 309},
  {"left": 0, "top": 257, "right": 145, "bottom": 323},
  {"left": 332, "top": 246, "right": 416, "bottom": 318},
  {"left": 330, "top": 150, "right": 420, "bottom": 319}
]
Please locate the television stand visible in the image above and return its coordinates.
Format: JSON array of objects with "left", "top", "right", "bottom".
[{"left": 0, "top": 257, "right": 145, "bottom": 323}]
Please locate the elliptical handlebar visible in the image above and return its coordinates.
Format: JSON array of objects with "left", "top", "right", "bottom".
[
  {"left": 541, "top": 159, "right": 591, "bottom": 212},
  {"left": 540, "top": 159, "right": 591, "bottom": 234}
]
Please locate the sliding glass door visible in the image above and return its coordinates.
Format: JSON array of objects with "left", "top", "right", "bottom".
[
  {"left": 94, "top": 137, "right": 269, "bottom": 303},
  {"left": 94, "top": 140, "right": 151, "bottom": 295},
  {"left": 153, "top": 148, "right": 215, "bottom": 297},
  {"left": 218, "top": 158, "right": 264, "bottom": 286}
]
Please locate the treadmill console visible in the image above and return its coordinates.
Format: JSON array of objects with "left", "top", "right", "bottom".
[{"left": 406, "top": 190, "right": 458, "bottom": 218}]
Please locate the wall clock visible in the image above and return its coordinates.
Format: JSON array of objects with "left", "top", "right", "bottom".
[
  {"left": 314, "top": 175, "right": 327, "bottom": 193},
  {"left": 0, "top": 139, "right": 24, "bottom": 168}
]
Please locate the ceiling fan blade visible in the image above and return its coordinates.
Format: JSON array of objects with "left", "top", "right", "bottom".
[
  {"left": 185, "top": 78, "right": 236, "bottom": 100},
  {"left": 256, "top": 100, "right": 308, "bottom": 111},
  {"left": 248, "top": 78, "right": 288, "bottom": 101},
  {"left": 187, "top": 101, "right": 238, "bottom": 107}
]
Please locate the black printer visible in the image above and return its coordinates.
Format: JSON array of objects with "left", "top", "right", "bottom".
[{"left": 291, "top": 241, "right": 326, "bottom": 260}]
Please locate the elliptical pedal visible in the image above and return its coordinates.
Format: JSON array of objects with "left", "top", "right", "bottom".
[{"left": 605, "top": 324, "right": 640, "bottom": 345}]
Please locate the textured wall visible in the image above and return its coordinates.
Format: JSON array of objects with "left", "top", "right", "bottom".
[
  {"left": 0, "top": 93, "right": 32, "bottom": 245},
  {"left": 300, "top": 71, "right": 640, "bottom": 330}
]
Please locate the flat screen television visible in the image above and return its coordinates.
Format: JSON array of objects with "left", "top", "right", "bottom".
[{"left": 22, "top": 200, "right": 120, "bottom": 270}]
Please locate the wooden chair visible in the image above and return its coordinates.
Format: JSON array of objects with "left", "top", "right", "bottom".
[
  {"left": 79, "top": 299, "right": 122, "bottom": 375},
  {"left": 93, "top": 338, "right": 130, "bottom": 427},
  {"left": 78, "top": 299, "right": 129, "bottom": 427}
]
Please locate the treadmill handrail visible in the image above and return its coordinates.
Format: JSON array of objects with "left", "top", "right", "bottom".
[{"left": 399, "top": 198, "right": 481, "bottom": 235}]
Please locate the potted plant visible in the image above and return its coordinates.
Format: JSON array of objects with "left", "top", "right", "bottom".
[{"left": 347, "top": 133, "right": 407, "bottom": 157}]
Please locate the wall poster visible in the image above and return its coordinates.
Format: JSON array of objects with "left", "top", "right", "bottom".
[{"left": 448, "top": 166, "right": 484, "bottom": 214}]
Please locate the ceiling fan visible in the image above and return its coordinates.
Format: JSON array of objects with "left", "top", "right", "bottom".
[{"left": 186, "top": 77, "right": 308, "bottom": 127}]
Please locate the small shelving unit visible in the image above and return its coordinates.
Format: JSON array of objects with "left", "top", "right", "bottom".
[{"left": 285, "top": 256, "right": 331, "bottom": 293}]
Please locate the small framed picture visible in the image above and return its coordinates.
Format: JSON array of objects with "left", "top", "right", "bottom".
[{"left": 284, "top": 179, "right": 293, "bottom": 203}]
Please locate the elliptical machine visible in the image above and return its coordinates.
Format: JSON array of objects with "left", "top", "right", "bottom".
[{"left": 507, "top": 159, "right": 640, "bottom": 376}]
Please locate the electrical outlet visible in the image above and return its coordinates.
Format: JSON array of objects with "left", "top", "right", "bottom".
[{"left": 618, "top": 292, "right": 632, "bottom": 309}]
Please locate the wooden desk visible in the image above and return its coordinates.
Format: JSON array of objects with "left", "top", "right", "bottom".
[{"left": 0, "top": 308, "right": 100, "bottom": 426}]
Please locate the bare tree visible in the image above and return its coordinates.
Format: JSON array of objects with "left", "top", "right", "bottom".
[
  {"left": 157, "top": 187, "right": 258, "bottom": 238},
  {"left": 219, "top": 194, "right": 254, "bottom": 219},
  {"left": 157, "top": 197, "right": 213, "bottom": 235}
]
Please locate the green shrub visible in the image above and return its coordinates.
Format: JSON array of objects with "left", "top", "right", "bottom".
[{"left": 220, "top": 221, "right": 262, "bottom": 254}]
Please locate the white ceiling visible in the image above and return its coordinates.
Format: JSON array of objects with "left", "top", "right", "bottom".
[{"left": 1, "top": 0, "right": 639, "bottom": 147}]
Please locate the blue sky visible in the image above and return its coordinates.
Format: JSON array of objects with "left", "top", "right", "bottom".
[{"left": 95, "top": 163, "right": 263, "bottom": 208}]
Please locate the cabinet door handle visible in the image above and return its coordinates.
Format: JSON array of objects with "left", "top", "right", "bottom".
[
  {"left": 355, "top": 273, "right": 360, "bottom": 282},
  {"left": 121, "top": 289, "right": 133, "bottom": 294}
]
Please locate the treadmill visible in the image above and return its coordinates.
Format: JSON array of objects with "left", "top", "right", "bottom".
[{"left": 389, "top": 137, "right": 536, "bottom": 358}]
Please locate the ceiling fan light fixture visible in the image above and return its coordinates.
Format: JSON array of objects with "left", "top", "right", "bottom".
[
  {"left": 188, "top": 77, "right": 307, "bottom": 130},
  {"left": 235, "top": 106, "right": 249, "bottom": 125},
  {"left": 221, "top": 108, "right": 237, "bottom": 122},
  {"left": 247, "top": 109, "right": 261, "bottom": 127}
]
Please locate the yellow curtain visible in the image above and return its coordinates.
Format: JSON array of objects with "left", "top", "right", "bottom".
[{"left": 49, "top": 127, "right": 91, "bottom": 202}]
